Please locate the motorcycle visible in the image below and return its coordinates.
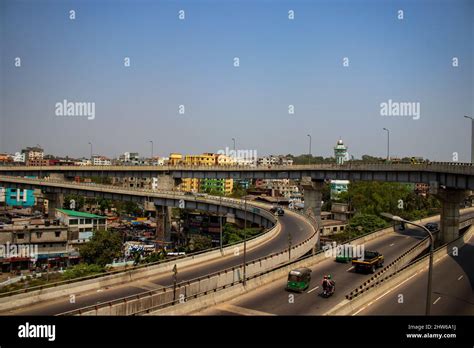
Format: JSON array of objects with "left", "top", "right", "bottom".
[{"left": 321, "top": 281, "right": 335, "bottom": 298}]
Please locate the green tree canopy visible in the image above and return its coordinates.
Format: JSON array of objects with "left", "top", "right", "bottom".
[{"left": 79, "top": 229, "right": 123, "bottom": 266}]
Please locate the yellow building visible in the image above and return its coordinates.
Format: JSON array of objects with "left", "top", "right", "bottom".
[
  {"left": 168, "top": 153, "right": 183, "bottom": 165},
  {"left": 177, "top": 153, "right": 234, "bottom": 195}
]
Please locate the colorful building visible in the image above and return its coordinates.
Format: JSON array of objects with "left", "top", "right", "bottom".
[
  {"left": 55, "top": 209, "right": 107, "bottom": 241},
  {"left": 4, "top": 188, "right": 35, "bottom": 207}
]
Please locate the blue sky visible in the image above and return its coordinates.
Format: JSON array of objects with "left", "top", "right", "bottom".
[{"left": 1, "top": 0, "right": 473, "bottom": 160}]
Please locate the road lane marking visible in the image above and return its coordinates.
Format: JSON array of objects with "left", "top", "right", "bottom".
[
  {"left": 346, "top": 266, "right": 354, "bottom": 272},
  {"left": 307, "top": 286, "right": 319, "bottom": 294},
  {"left": 458, "top": 275, "right": 464, "bottom": 281},
  {"left": 433, "top": 297, "right": 441, "bottom": 305}
]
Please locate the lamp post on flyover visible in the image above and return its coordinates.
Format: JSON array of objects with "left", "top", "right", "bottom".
[
  {"left": 381, "top": 213, "right": 434, "bottom": 315},
  {"left": 383, "top": 128, "right": 390, "bottom": 161},
  {"left": 243, "top": 195, "right": 247, "bottom": 286},
  {"left": 149, "top": 140, "right": 154, "bottom": 163},
  {"left": 88, "top": 142, "right": 93, "bottom": 161},
  {"left": 307, "top": 134, "right": 312, "bottom": 164},
  {"left": 464, "top": 115, "right": 474, "bottom": 163}
]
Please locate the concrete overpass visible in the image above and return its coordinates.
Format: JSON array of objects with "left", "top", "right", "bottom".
[{"left": 1, "top": 162, "right": 473, "bottom": 244}]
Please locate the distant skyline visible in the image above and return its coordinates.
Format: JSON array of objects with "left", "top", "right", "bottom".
[{"left": 1, "top": 0, "right": 473, "bottom": 161}]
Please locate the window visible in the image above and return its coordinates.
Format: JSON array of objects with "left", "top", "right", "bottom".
[
  {"left": 85, "top": 219, "right": 92, "bottom": 224},
  {"left": 333, "top": 227, "right": 337, "bottom": 232},
  {"left": 36, "top": 232, "right": 43, "bottom": 239},
  {"left": 17, "top": 233, "right": 25, "bottom": 239},
  {"left": 69, "top": 219, "right": 78, "bottom": 225},
  {"left": 55, "top": 231, "right": 61, "bottom": 238}
]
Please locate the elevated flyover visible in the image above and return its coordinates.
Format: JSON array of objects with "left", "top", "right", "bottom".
[{"left": 1, "top": 162, "right": 473, "bottom": 244}]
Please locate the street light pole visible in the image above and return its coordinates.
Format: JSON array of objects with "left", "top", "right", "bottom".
[
  {"left": 307, "top": 134, "right": 312, "bottom": 164},
  {"left": 149, "top": 140, "right": 154, "bottom": 164},
  {"left": 243, "top": 195, "right": 247, "bottom": 286},
  {"left": 383, "top": 128, "right": 390, "bottom": 161},
  {"left": 464, "top": 116, "right": 474, "bottom": 163},
  {"left": 88, "top": 142, "right": 93, "bottom": 161},
  {"left": 381, "top": 213, "right": 434, "bottom": 315}
]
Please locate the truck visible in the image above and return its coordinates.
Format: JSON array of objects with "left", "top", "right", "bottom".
[{"left": 352, "top": 250, "right": 384, "bottom": 273}]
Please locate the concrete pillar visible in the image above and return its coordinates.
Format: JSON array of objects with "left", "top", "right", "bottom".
[
  {"left": 436, "top": 188, "right": 468, "bottom": 244},
  {"left": 155, "top": 205, "right": 171, "bottom": 243},
  {"left": 301, "top": 178, "right": 324, "bottom": 225},
  {"left": 45, "top": 192, "right": 64, "bottom": 218}
]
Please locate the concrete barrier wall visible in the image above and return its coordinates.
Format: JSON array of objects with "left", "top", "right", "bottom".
[{"left": 326, "top": 224, "right": 474, "bottom": 316}]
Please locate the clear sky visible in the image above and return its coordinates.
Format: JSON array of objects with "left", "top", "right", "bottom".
[{"left": 1, "top": 0, "right": 473, "bottom": 161}]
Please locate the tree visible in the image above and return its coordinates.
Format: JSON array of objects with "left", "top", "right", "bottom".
[
  {"left": 188, "top": 235, "right": 212, "bottom": 252},
  {"left": 79, "top": 229, "right": 123, "bottom": 266}
]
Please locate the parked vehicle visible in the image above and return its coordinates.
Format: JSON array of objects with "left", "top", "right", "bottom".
[
  {"left": 352, "top": 250, "right": 384, "bottom": 273},
  {"left": 286, "top": 268, "right": 311, "bottom": 292}
]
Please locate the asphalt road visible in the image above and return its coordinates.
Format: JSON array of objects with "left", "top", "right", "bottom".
[
  {"left": 3, "top": 210, "right": 315, "bottom": 315},
  {"left": 196, "top": 212, "right": 474, "bottom": 316},
  {"left": 356, "top": 235, "right": 474, "bottom": 315}
]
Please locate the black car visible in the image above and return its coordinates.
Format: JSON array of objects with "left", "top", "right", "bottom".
[{"left": 424, "top": 222, "right": 439, "bottom": 232}]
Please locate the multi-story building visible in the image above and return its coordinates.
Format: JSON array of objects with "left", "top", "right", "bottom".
[
  {"left": 92, "top": 156, "right": 112, "bottom": 166},
  {"left": 12, "top": 152, "right": 26, "bottom": 163},
  {"left": 255, "top": 179, "right": 299, "bottom": 198},
  {"left": 22, "top": 146, "right": 44, "bottom": 161},
  {"left": 330, "top": 180, "right": 349, "bottom": 200},
  {"left": 179, "top": 153, "right": 234, "bottom": 195},
  {"left": 26, "top": 158, "right": 49, "bottom": 166},
  {"left": 257, "top": 155, "right": 293, "bottom": 166},
  {"left": 4, "top": 188, "right": 36, "bottom": 207},
  {"left": 168, "top": 153, "right": 183, "bottom": 165},
  {"left": 0, "top": 223, "right": 72, "bottom": 271},
  {"left": 55, "top": 209, "right": 107, "bottom": 241},
  {"left": 0, "top": 154, "right": 12, "bottom": 163}
]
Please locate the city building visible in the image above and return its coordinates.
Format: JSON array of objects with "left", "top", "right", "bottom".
[
  {"left": 22, "top": 146, "right": 44, "bottom": 161},
  {"left": 4, "top": 188, "right": 36, "bottom": 208},
  {"left": 12, "top": 152, "right": 26, "bottom": 163},
  {"left": 257, "top": 155, "right": 293, "bottom": 166},
  {"left": 330, "top": 180, "right": 350, "bottom": 200},
  {"left": 0, "top": 153, "right": 12, "bottom": 163},
  {"left": 168, "top": 153, "right": 183, "bottom": 165},
  {"left": 334, "top": 139, "right": 348, "bottom": 165},
  {"left": 255, "top": 179, "right": 299, "bottom": 198},
  {"left": 92, "top": 156, "right": 112, "bottom": 166},
  {"left": 55, "top": 209, "right": 107, "bottom": 240}
]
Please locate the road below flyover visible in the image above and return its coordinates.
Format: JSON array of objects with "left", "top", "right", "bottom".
[{"left": 194, "top": 211, "right": 474, "bottom": 316}]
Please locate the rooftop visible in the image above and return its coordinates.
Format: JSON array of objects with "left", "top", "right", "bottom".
[{"left": 56, "top": 209, "right": 106, "bottom": 219}]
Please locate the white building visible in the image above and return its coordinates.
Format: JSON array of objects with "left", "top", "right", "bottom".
[
  {"left": 13, "top": 152, "right": 26, "bottom": 163},
  {"left": 55, "top": 209, "right": 107, "bottom": 241},
  {"left": 92, "top": 156, "right": 112, "bottom": 166}
]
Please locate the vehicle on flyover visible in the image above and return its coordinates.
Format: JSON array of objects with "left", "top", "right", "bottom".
[
  {"left": 286, "top": 268, "right": 311, "bottom": 292},
  {"left": 352, "top": 250, "right": 384, "bottom": 273},
  {"left": 424, "top": 222, "right": 439, "bottom": 232},
  {"left": 270, "top": 206, "right": 285, "bottom": 216}
]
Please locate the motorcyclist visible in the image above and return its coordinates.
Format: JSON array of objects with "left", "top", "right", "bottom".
[{"left": 322, "top": 275, "right": 335, "bottom": 294}]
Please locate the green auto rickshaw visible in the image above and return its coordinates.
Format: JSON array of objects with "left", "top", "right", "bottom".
[{"left": 286, "top": 267, "right": 312, "bottom": 292}]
